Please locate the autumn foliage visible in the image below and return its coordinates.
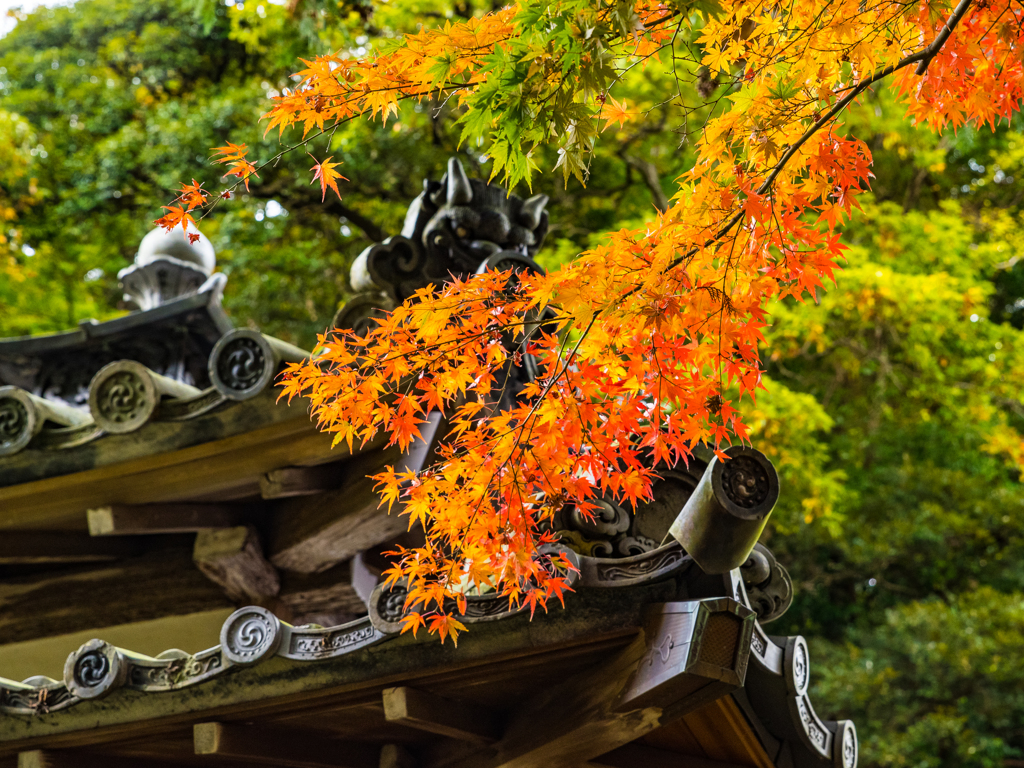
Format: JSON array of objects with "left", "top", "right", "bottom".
[{"left": 166, "top": 0, "right": 1024, "bottom": 640}]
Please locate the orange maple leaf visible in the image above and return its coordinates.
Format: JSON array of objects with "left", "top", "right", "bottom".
[
  {"left": 598, "top": 97, "right": 634, "bottom": 131},
  {"left": 212, "top": 142, "right": 249, "bottom": 164},
  {"left": 177, "top": 179, "right": 208, "bottom": 211},
  {"left": 222, "top": 159, "right": 260, "bottom": 192},
  {"left": 309, "top": 155, "right": 348, "bottom": 202},
  {"left": 154, "top": 204, "right": 196, "bottom": 234}
]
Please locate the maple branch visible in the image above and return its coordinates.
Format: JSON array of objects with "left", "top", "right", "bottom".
[
  {"left": 761, "top": 2, "right": 973, "bottom": 199},
  {"left": 655, "top": 0, "right": 977, "bottom": 281},
  {"left": 915, "top": 0, "right": 973, "bottom": 75}
]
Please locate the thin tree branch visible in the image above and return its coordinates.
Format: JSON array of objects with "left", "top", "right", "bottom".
[
  {"left": 655, "top": 0, "right": 976, "bottom": 280},
  {"left": 916, "top": 0, "right": 974, "bottom": 74},
  {"left": 623, "top": 155, "right": 669, "bottom": 213}
]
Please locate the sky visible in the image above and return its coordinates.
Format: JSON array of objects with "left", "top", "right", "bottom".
[{"left": 0, "top": 0, "right": 68, "bottom": 37}]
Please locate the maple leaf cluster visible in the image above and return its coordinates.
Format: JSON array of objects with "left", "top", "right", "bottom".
[
  {"left": 154, "top": 179, "right": 208, "bottom": 242},
  {"left": 214, "top": 142, "right": 259, "bottom": 192},
  {"left": 178, "top": 0, "right": 1024, "bottom": 637}
]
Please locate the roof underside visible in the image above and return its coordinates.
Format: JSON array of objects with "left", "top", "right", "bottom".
[{"left": 0, "top": 577, "right": 854, "bottom": 768}]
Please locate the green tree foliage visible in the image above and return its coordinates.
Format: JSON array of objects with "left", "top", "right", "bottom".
[
  {"left": 0, "top": 0, "right": 685, "bottom": 343},
  {"left": 747, "top": 135, "right": 1024, "bottom": 765},
  {"left": 1, "top": 2, "right": 1022, "bottom": 765}
]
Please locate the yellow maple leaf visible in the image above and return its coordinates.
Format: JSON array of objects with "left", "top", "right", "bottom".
[{"left": 309, "top": 155, "right": 348, "bottom": 202}]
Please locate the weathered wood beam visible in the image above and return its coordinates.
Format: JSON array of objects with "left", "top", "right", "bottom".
[
  {"left": 0, "top": 546, "right": 232, "bottom": 645},
  {"left": 193, "top": 722, "right": 379, "bottom": 768},
  {"left": 589, "top": 743, "right": 748, "bottom": 768},
  {"left": 260, "top": 461, "right": 348, "bottom": 499},
  {"left": 87, "top": 504, "right": 246, "bottom": 536},
  {"left": 268, "top": 475, "right": 407, "bottom": 574},
  {"left": 0, "top": 392, "right": 346, "bottom": 532},
  {"left": 431, "top": 599, "right": 754, "bottom": 768},
  {"left": 269, "top": 412, "right": 445, "bottom": 574},
  {"left": 384, "top": 686, "right": 499, "bottom": 745},
  {"left": 0, "top": 532, "right": 140, "bottom": 564},
  {"left": 18, "top": 750, "right": 176, "bottom": 768},
  {"left": 193, "top": 526, "right": 280, "bottom": 603},
  {"left": 379, "top": 745, "right": 417, "bottom": 768},
  {"left": 277, "top": 559, "right": 367, "bottom": 625}
]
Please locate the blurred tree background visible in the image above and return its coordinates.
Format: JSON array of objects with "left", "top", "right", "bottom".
[{"left": 0, "top": 1, "right": 1022, "bottom": 765}]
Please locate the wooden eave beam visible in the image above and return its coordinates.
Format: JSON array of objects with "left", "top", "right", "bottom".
[
  {"left": 269, "top": 413, "right": 445, "bottom": 574},
  {"left": 18, "top": 750, "right": 177, "bottom": 768},
  {"left": 193, "top": 722, "right": 378, "bottom": 768},
  {"left": 0, "top": 405, "right": 346, "bottom": 532},
  {"left": 0, "top": 532, "right": 140, "bottom": 564},
  {"left": 87, "top": 504, "right": 246, "bottom": 536},
  {"left": 383, "top": 686, "right": 500, "bottom": 745},
  {"left": 429, "top": 599, "right": 754, "bottom": 768},
  {"left": 589, "top": 743, "right": 749, "bottom": 768}
]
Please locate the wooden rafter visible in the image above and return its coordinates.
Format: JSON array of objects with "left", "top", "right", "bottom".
[
  {"left": 193, "top": 722, "right": 378, "bottom": 768},
  {"left": 193, "top": 526, "right": 280, "bottom": 603},
  {"left": 268, "top": 412, "right": 445, "bottom": 574},
  {"left": 87, "top": 504, "right": 246, "bottom": 536},
  {"left": 383, "top": 686, "right": 500, "bottom": 744},
  {"left": 0, "top": 532, "right": 140, "bottom": 564}
]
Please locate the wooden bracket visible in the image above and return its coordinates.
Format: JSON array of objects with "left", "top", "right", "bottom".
[
  {"left": 430, "top": 598, "right": 754, "bottom": 768},
  {"left": 383, "top": 686, "right": 500, "bottom": 744},
  {"left": 193, "top": 526, "right": 280, "bottom": 602}
]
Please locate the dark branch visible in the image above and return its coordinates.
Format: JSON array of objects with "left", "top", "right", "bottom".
[
  {"left": 655, "top": 0, "right": 977, "bottom": 280},
  {"left": 916, "top": 0, "right": 973, "bottom": 75},
  {"left": 623, "top": 155, "right": 669, "bottom": 213}
]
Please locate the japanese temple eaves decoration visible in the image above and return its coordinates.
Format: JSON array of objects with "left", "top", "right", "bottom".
[
  {"left": 0, "top": 227, "right": 307, "bottom": 459},
  {"left": 0, "top": 158, "right": 855, "bottom": 768}
]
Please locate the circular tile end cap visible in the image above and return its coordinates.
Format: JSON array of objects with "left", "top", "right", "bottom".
[
  {"left": 0, "top": 386, "right": 39, "bottom": 456},
  {"left": 220, "top": 606, "right": 283, "bottom": 666},
  {"left": 64, "top": 639, "right": 126, "bottom": 700},
  {"left": 88, "top": 360, "right": 158, "bottom": 434},
  {"left": 209, "top": 329, "right": 276, "bottom": 401}
]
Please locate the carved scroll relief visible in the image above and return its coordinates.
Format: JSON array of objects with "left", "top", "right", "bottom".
[{"left": 208, "top": 329, "right": 309, "bottom": 401}]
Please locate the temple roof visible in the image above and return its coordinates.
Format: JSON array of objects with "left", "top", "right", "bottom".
[
  {"left": 0, "top": 544, "right": 855, "bottom": 768},
  {"left": 0, "top": 163, "right": 857, "bottom": 768}
]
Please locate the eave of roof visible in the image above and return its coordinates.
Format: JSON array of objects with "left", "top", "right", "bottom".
[
  {"left": 0, "top": 389, "right": 347, "bottom": 530},
  {"left": 0, "top": 550, "right": 856, "bottom": 768}
]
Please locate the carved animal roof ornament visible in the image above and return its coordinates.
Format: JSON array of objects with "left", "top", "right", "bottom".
[{"left": 341, "top": 157, "right": 550, "bottom": 327}]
